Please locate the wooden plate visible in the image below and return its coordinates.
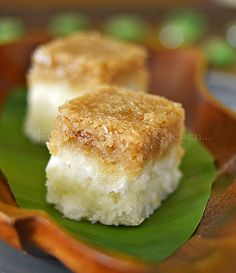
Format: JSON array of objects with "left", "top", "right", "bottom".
[{"left": 0, "top": 33, "right": 236, "bottom": 273}]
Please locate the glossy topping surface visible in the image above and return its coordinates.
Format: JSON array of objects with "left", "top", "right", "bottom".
[{"left": 48, "top": 86, "right": 185, "bottom": 174}]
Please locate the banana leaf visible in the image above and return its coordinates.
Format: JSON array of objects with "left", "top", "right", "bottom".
[{"left": 0, "top": 89, "right": 216, "bottom": 262}]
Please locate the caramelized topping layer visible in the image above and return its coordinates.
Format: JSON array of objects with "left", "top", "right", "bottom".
[
  {"left": 30, "top": 32, "right": 148, "bottom": 85},
  {"left": 48, "top": 86, "right": 185, "bottom": 175}
]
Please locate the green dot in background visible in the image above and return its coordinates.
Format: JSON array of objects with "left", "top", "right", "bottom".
[
  {"left": 103, "top": 14, "right": 149, "bottom": 43},
  {"left": 0, "top": 17, "right": 25, "bottom": 44},
  {"left": 202, "top": 37, "right": 236, "bottom": 67},
  {"left": 159, "top": 9, "right": 207, "bottom": 48},
  {"left": 226, "top": 21, "right": 236, "bottom": 48},
  {"left": 48, "top": 12, "right": 91, "bottom": 37}
]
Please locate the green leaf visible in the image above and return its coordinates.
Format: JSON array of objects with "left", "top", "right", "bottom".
[{"left": 0, "top": 90, "right": 216, "bottom": 262}]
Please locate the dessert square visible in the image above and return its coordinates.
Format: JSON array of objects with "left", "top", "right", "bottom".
[
  {"left": 46, "top": 86, "right": 185, "bottom": 226},
  {"left": 24, "top": 32, "right": 148, "bottom": 143}
]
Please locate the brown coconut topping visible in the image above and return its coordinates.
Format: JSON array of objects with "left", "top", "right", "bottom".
[
  {"left": 30, "top": 32, "right": 148, "bottom": 84},
  {"left": 48, "top": 86, "right": 185, "bottom": 174}
]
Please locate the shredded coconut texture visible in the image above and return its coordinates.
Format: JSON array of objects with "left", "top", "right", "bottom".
[
  {"left": 29, "top": 31, "right": 149, "bottom": 87},
  {"left": 48, "top": 86, "right": 185, "bottom": 176}
]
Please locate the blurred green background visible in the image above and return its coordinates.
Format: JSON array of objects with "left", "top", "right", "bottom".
[{"left": 1, "top": 0, "right": 236, "bottom": 68}]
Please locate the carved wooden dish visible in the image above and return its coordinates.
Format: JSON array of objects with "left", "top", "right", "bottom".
[{"left": 0, "top": 33, "right": 236, "bottom": 273}]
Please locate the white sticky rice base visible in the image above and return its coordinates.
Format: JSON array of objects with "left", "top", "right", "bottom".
[
  {"left": 46, "top": 144, "right": 182, "bottom": 226},
  {"left": 24, "top": 82, "right": 85, "bottom": 143}
]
